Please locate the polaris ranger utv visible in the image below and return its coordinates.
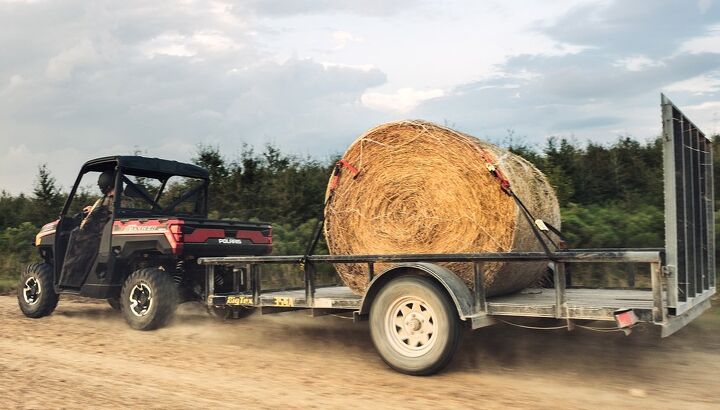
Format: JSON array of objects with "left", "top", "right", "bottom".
[{"left": 18, "top": 156, "right": 272, "bottom": 330}]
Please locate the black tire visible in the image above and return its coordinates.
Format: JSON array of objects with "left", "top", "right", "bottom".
[
  {"left": 17, "top": 263, "right": 59, "bottom": 318},
  {"left": 369, "top": 275, "right": 463, "bottom": 376},
  {"left": 107, "top": 298, "right": 121, "bottom": 311},
  {"left": 208, "top": 305, "right": 255, "bottom": 320},
  {"left": 120, "top": 268, "right": 178, "bottom": 331}
]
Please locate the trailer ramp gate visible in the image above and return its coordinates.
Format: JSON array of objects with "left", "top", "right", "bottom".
[{"left": 662, "top": 94, "right": 716, "bottom": 316}]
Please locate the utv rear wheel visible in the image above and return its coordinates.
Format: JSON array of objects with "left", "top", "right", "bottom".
[
  {"left": 369, "top": 275, "right": 463, "bottom": 376},
  {"left": 17, "top": 263, "right": 59, "bottom": 318},
  {"left": 121, "top": 268, "right": 178, "bottom": 331}
]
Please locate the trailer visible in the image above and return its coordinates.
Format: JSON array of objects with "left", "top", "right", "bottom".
[{"left": 198, "top": 95, "right": 715, "bottom": 375}]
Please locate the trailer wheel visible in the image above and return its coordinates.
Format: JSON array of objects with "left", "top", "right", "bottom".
[
  {"left": 17, "top": 263, "right": 59, "bottom": 318},
  {"left": 370, "top": 275, "right": 463, "bottom": 375},
  {"left": 120, "top": 268, "right": 178, "bottom": 331}
]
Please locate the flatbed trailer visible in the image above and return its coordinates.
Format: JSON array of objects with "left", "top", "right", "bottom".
[{"left": 198, "top": 95, "right": 716, "bottom": 375}]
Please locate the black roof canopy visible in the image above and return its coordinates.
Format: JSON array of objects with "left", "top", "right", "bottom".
[{"left": 82, "top": 155, "right": 209, "bottom": 179}]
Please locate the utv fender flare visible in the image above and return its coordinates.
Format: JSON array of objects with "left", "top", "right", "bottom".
[{"left": 357, "top": 262, "right": 474, "bottom": 320}]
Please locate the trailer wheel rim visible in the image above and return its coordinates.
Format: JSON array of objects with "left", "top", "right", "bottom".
[
  {"left": 129, "top": 283, "right": 153, "bottom": 317},
  {"left": 23, "top": 277, "right": 41, "bottom": 305},
  {"left": 386, "top": 296, "right": 439, "bottom": 357}
]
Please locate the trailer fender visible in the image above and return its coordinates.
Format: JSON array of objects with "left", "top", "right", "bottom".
[{"left": 358, "top": 262, "right": 474, "bottom": 320}]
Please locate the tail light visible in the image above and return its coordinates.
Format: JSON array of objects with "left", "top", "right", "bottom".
[
  {"left": 614, "top": 309, "right": 638, "bottom": 335},
  {"left": 168, "top": 224, "right": 184, "bottom": 243}
]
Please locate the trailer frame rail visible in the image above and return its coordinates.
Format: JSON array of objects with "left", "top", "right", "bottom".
[{"left": 198, "top": 248, "right": 708, "bottom": 336}]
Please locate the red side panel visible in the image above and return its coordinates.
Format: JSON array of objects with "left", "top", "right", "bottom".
[{"left": 113, "top": 219, "right": 183, "bottom": 254}]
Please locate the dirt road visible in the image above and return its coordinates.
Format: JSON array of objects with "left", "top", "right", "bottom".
[{"left": 1, "top": 295, "right": 718, "bottom": 409}]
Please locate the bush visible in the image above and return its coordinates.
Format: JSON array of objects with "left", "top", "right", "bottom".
[
  {"left": 0, "top": 222, "right": 39, "bottom": 288},
  {"left": 561, "top": 203, "right": 664, "bottom": 249}
]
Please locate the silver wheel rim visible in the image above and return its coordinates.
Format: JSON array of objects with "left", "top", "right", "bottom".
[
  {"left": 385, "top": 296, "right": 439, "bottom": 357},
  {"left": 129, "top": 283, "right": 153, "bottom": 317},
  {"left": 23, "top": 277, "right": 41, "bottom": 305}
]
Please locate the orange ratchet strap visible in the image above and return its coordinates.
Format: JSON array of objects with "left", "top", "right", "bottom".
[
  {"left": 478, "top": 149, "right": 511, "bottom": 194},
  {"left": 329, "top": 159, "right": 359, "bottom": 190}
]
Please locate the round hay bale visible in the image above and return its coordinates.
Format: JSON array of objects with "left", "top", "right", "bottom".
[{"left": 323, "top": 120, "right": 560, "bottom": 297}]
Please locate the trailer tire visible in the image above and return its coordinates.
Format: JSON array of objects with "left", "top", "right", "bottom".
[
  {"left": 17, "top": 263, "right": 59, "bottom": 318},
  {"left": 370, "top": 275, "right": 463, "bottom": 375},
  {"left": 121, "top": 268, "right": 178, "bottom": 331}
]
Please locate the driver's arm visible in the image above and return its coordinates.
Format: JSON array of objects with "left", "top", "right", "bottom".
[{"left": 79, "top": 198, "right": 104, "bottom": 228}]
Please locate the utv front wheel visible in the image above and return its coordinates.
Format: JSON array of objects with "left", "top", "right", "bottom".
[
  {"left": 17, "top": 263, "right": 59, "bottom": 318},
  {"left": 121, "top": 268, "right": 178, "bottom": 330}
]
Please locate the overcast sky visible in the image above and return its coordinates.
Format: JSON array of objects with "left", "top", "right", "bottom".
[{"left": 1, "top": 0, "right": 719, "bottom": 194}]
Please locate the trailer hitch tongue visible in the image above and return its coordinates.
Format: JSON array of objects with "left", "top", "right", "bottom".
[{"left": 613, "top": 309, "right": 638, "bottom": 335}]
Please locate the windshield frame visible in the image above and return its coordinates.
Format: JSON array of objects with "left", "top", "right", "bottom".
[{"left": 114, "top": 167, "right": 209, "bottom": 218}]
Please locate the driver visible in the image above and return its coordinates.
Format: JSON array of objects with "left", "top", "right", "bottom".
[
  {"left": 80, "top": 171, "right": 116, "bottom": 228},
  {"left": 61, "top": 171, "right": 117, "bottom": 285}
]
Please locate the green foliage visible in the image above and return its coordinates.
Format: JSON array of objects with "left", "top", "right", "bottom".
[
  {"left": 1, "top": 135, "right": 719, "bottom": 292},
  {"left": 31, "top": 164, "right": 65, "bottom": 223},
  {"left": 192, "top": 144, "right": 334, "bottom": 226},
  {"left": 0, "top": 191, "right": 32, "bottom": 229},
  {"left": 560, "top": 203, "right": 664, "bottom": 249},
  {"left": 0, "top": 222, "right": 38, "bottom": 285},
  {"left": 510, "top": 136, "right": 664, "bottom": 206},
  {"left": 271, "top": 218, "right": 328, "bottom": 256}
]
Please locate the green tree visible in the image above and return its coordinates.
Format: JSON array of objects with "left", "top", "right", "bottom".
[
  {"left": 0, "top": 191, "right": 32, "bottom": 230},
  {"left": 193, "top": 145, "right": 230, "bottom": 217},
  {"left": 30, "top": 164, "right": 65, "bottom": 225}
]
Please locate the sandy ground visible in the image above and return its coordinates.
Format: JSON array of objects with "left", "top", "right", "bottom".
[{"left": 1, "top": 294, "right": 718, "bottom": 409}]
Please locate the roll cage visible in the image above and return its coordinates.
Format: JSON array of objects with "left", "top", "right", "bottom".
[{"left": 60, "top": 155, "right": 210, "bottom": 219}]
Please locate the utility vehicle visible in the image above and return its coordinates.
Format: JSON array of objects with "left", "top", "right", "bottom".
[{"left": 19, "top": 156, "right": 271, "bottom": 329}]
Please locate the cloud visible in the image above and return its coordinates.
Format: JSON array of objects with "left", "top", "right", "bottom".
[
  {"left": 1, "top": 0, "right": 719, "bottom": 195},
  {"left": 666, "top": 70, "right": 720, "bottom": 93},
  {"left": 361, "top": 88, "right": 445, "bottom": 113},
  {"left": 411, "top": 0, "right": 720, "bottom": 144},
  {"left": 686, "top": 100, "right": 720, "bottom": 110},
  {"left": 613, "top": 56, "right": 665, "bottom": 72},
  {"left": 698, "top": 0, "right": 714, "bottom": 14},
  {"left": 0, "top": 0, "right": 392, "bottom": 194},
  {"left": 236, "top": 0, "right": 424, "bottom": 17},
  {"left": 680, "top": 23, "right": 720, "bottom": 54},
  {"left": 0, "top": 55, "right": 388, "bottom": 193},
  {"left": 543, "top": 0, "right": 719, "bottom": 57},
  {"left": 331, "top": 30, "right": 364, "bottom": 50},
  {"left": 320, "top": 62, "right": 376, "bottom": 71},
  {"left": 45, "top": 39, "right": 102, "bottom": 82},
  {"left": 140, "top": 30, "right": 243, "bottom": 58},
  {"left": 551, "top": 116, "right": 624, "bottom": 130}
]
